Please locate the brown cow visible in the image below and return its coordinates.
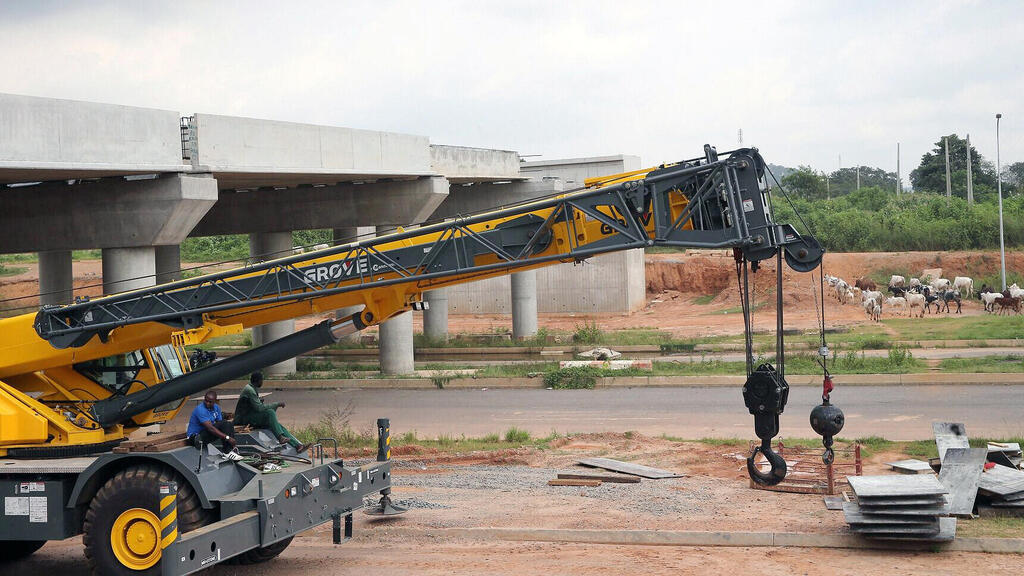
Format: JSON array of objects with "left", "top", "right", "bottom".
[
  {"left": 995, "top": 296, "right": 1022, "bottom": 315},
  {"left": 855, "top": 277, "right": 877, "bottom": 292}
]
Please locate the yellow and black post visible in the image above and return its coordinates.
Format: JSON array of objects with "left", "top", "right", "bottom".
[
  {"left": 159, "top": 482, "right": 178, "bottom": 552},
  {"left": 364, "top": 417, "right": 406, "bottom": 516}
]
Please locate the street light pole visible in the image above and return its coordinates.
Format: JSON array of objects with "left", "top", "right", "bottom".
[{"left": 997, "top": 113, "right": 1006, "bottom": 291}]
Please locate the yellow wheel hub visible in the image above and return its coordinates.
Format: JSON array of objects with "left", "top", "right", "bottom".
[{"left": 111, "top": 508, "right": 162, "bottom": 570}]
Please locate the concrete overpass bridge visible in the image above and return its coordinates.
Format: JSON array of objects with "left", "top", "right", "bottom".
[{"left": 0, "top": 93, "right": 642, "bottom": 374}]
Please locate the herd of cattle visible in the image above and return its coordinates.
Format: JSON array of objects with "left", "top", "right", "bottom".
[{"left": 825, "top": 274, "right": 1024, "bottom": 321}]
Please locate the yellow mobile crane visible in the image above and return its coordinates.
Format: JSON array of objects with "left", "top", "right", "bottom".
[{"left": 0, "top": 146, "right": 828, "bottom": 575}]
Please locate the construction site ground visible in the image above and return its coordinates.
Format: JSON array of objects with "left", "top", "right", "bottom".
[
  {"left": 5, "top": 250, "right": 1024, "bottom": 574},
  {"left": 19, "top": 435, "right": 1018, "bottom": 575}
]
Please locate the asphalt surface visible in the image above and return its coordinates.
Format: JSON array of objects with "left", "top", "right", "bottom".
[{"left": 175, "top": 384, "right": 1024, "bottom": 441}]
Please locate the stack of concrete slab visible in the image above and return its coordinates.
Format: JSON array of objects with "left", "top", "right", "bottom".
[
  {"left": 987, "top": 442, "right": 1023, "bottom": 469},
  {"left": 843, "top": 475, "right": 956, "bottom": 541}
]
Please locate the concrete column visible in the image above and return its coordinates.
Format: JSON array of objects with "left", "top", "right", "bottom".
[
  {"left": 102, "top": 247, "right": 156, "bottom": 295},
  {"left": 511, "top": 270, "right": 538, "bottom": 340},
  {"left": 378, "top": 309, "right": 415, "bottom": 375},
  {"left": 422, "top": 288, "right": 449, "bottom": 342},
  {"left": 332, "top": 227, "right": 375, "bottom": 344},
  {"left": 38, "top": 250, "right": 73, "bottom": 306},
  {"left": 250, "top": 232, "right": 296, "bottom": 375},
  {"left": 376, "top": 224, "right": 415, "bottom": 375},
  {"left": 155, "top": 244, "right": 182, "bottom": 284}
]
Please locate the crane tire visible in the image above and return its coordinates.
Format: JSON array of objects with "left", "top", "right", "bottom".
[
  {"left": 225, "top": 536, "right": 294, "bottom": 565},
  {"left": 0, "top": 540, "right": 46, "bottom": 561},
  {"left": 83, "top": 463, "right": 211, "bottom": 576}
]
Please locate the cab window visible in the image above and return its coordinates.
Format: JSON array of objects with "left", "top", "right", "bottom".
[{"left": 74, "top": 351, "right": 146, "bottom": 394}]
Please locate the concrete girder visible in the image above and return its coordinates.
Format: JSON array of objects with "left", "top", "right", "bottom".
[
  {"left": 190, "top": 176, "right": 449, "bottom": 236},
  {"left": 429, "top": 145, "right": 523, "bottom": 184},
  {"left": 0, "top": 173, "right": 218, "bottom": 253},
  {"left": 430, "top": 178, "right": 564, "bottom": 221}
]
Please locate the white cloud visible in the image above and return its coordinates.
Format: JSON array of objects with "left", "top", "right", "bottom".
[{"left": 0, "top": 0, "right": 1020, "bottom": 173}]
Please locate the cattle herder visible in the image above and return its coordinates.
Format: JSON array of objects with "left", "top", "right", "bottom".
[{"left": 234, "top": 371, "right": 309, "bottom": 452}]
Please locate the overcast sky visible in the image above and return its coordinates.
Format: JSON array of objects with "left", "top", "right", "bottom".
[{"left": 1, "top": 1, "right": 1021, "bottom": 174}]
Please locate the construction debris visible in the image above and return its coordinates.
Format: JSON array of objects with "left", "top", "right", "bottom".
[
  {"left": 886, "top": 459, "right": 934, "bottom": 475},
  {"left": 844, "top": 475, "right": 954, "bottom": 540},
  {"left": 937, "top": 448, "right": 988, "bottom": 517},
  {"left": 933, "top": 422, "right": 970, "bottom": 461},
  {"left": 577, "top": 457, "right": 684, "bottom": 479},
  {"left": 987, "top": 442, "right": 1023, "bottom": 468},
  {"left": 576, "top": 348, "right": 622, "bottom": 360}
]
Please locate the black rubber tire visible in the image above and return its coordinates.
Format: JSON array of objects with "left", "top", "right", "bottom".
[
  {"left": 0, "top": 540, "right": 46, "bottom": 561},
  {"left": 224, "top": 536, "right": 294, "bottom": 565},
  {"left": 83, "top": 463, "right": 211, "bottom": 576}
]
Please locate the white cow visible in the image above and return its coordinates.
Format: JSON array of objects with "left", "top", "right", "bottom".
[
  {"left": 909, "top": 277, "right": 921, "bottom": 288},
  {"left": 906, "top": 292, "right": 927, "bottom": 317},
  {"left": 835, "top": 280, "right": 850, "bottom": 302},
  {"left": 863, "top": 297, "right": 881, "bottom": 322},
  {"left": 931, "top": 278, "right": 952, "bottom": 291},
  {"left": 952, "top": 276, "right": 974, "bottom": 298},
  {"left": 862, "top": 290, "right": 883, "bottom": 305},
  {"left": 890, "top": 275, "right": 906, "bottom": 287},
  {"left": 1009, "top": 283, "right": 1024, "bottom": 299},
  {"left": 884, "top": 296, "right": 908, "bottom": 316},
  {"left": 981, "top": 291, "right": 1000, "bottom": 313}
]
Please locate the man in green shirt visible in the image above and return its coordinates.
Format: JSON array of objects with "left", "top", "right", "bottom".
[{"left": 234, "top": 371, "right": 308, "bottom": 452}]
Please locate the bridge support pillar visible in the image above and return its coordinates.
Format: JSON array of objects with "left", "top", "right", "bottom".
[
  {"left": 511, "top": 270, "right": 538, "bottom": 340},
  {"left": 155, "top": 244, "right": 182, "bottom": 284},
  {"left": 332, "top": 227, "right": 376, "bottom": 344},
  {"left": 102, "top": 247, "right": 156, "bottom": 295},
  {"left": 422, "top": 289, "right": 449, "bottom": 343},
  {"left": 376, "top": 225, "right": 415, "bottom": 375},
  {"left": 39, "top": 250, "right": 73, "bottom": 306},
  {"left": 250, "top": 231, "right": 296, "bottom": 375}
]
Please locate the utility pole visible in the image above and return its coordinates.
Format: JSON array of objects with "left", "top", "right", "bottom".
[
  {"left": 896, "top": 142, "right": 901, "bottom": 197},
  {"left": 738, "top": 128, "right": 743, "bottom": 147},
  {"left": 944, "top": 137, "right": 952, "bottom": 202},
  {"left": 997, "top": 114, "right": 1006, "bottom": 290},
  {"left": 966, "top": 133, "right": 974, "bottom": 206},
  {"left": 856, "top": 165, "right": 860, "bottom": 190}
]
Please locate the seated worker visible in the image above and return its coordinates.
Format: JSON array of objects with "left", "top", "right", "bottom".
[
  {"left": 186, "top": 390, "right": 236, "bottom": 452},
  {"left": 234, "top": 371, "right": 308, "bottom": 452}
]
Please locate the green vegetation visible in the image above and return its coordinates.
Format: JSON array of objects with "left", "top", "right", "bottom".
[
  {"left": 543, "top": 366, "right": 601, "bottom": 389},
  {"left": 503, "top": 427, "right": 531, "bottom": 443},
  {"left": 883, "top": 315, "right": 1024, "bottom": 341},
  {"left": 0, "top": 264, "right": 26, "bottom": 277},
  {"left": 692, "top": 295, "right": 715, "bottom": 305},
  {"left": 940, "top": 355, "right": 1024, "bottom": 373},
  {"left": 572, "top": 320, "right": 603, "bottom": 344}
]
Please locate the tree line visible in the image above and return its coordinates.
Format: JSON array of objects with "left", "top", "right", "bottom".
[{"left": 768, "top": 134, "right": 1023, "bottom": 252}]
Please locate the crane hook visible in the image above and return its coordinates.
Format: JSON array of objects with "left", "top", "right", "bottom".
[{"left": 742, "top": 363, "right": 789, "bottom": 486}]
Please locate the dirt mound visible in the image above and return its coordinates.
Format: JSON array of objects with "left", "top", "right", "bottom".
[{"left": 646, "top": 251, "right": 734, "bottom": 294}]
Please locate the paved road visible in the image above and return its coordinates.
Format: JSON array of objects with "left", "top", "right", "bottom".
[{"left": 175, "top": 384, "right": 1024, "bottom": 441}]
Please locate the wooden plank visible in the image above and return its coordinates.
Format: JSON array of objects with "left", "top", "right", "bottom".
[
  {"left": 886, "top": 459, "right": 934, "bottom": 474},
  {"left": 557, "top": 473, "right": 641, "bottom": 484},
  {"left": 577, "top": 457, "right": 684, "bottom": 479},
  {"left": 848, "top": 474, "right": 947, "bottom": 498},
  {"left": 548, "top": 479, "right": 601, "bottom": 487},
  {"left": 142, "top": 438, "right": 189, "bottom": 452},
  {"left": 938, "top": 447, "right": 988, "bottom": 517},
  {"left": 933, "top": 421, "right": 970, "bottom": 462}
]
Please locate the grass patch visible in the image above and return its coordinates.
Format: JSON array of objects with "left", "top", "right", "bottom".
[
  {"left": 0, "top": 264, "right": 27, "bottom": 277},
  {"left": 543, "top": 366, "right": 601, "bottom": 389},
  {"left": 884, "top": 315, "right": 1024, "bottom": 341},
  {"left": 692, "top": 294, "right": 715, "bottom": 305},
  {"left": 939, "top": 355, "right": 1024, "bottom": 373},
  {"left": 504, "top": 427, "right": 531, "bottom": 443},
  {"left": 958, "top": 516, "right": 1024, "bottom": 538},
  {"left": 292, "top": 404, "right": 373, "bottom": 448}
]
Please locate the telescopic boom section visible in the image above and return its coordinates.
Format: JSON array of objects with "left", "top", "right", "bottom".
[{"left": 31, "top": 146, "right": 823, "bottom": 357}]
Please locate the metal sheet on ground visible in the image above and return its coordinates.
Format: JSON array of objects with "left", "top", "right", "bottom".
[
  {"left": 873, "top": 517, "right": 957, "bottom": 541},
  {"left": 850, "top": 522, "right": 941, "bottom": 535},
  {"left": 576, "top": 457, "right": 684, "bottom": 479},
  {"left": 856, "top": 495, "right": 947, "bottom": 507},
  {"left": 978, "top": 464, "right": 1024, "bottom": 497},
  {"left": 933, "top": 421, "right": 970, "bottom": 461},
  {"left": 848, "top": 474, "right": 947, "bottom": 498},
  {"left": 886, "top": 459, "right": 934, "bottom": 474},
  {"left": 938, "top": 447, "right": 988, "bottom": 517},
  {"left": 823, "top": 496, "right": 844, "bottom": 510},
  {"left": 841, "top": 502, "right": 940, "bottom": 525}
]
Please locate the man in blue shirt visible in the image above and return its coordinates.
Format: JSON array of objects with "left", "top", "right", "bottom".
[{"left": 187, "top": 391, "right": 236, "bottom": 451}]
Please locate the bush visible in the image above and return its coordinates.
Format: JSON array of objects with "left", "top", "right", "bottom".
[
  {"left": 543, "top": 366, "right": 601, "bottom": 389},
  {"left": 504, "top": 427, "right": 531, "bottom": 443},
  {"left": 572, "top": 320, "right": 602, "bottom": 344}
]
